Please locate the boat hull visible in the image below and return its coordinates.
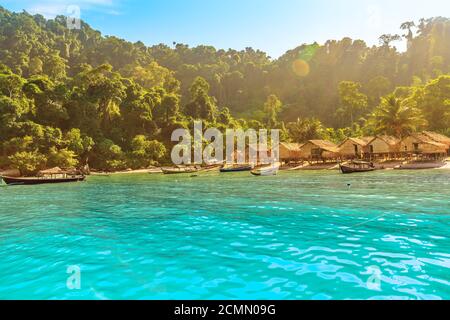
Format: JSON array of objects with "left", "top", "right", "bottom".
[
  {"left": 394, "top": 163, "right": 446, "bottom": 170},
  {"left": 1, "top": 176, "right": 86, "bottom": 185},
  {"left": 251, "top": 165, "right": 280, "bottom": 176},
  {"left": 162, "top": 168, "right": 198, "bottom": 175},
  {"left": 339, "top": 165, "right": 376, "bottom": 174},
  {"left": 251, "top": 170, "right": 278, "bottom": 176},
  {"left": 220, "top": 165, "right": 252, "bottom": 173}
]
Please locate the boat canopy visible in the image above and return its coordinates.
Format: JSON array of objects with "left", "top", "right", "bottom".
[
  {"left": 38, "top": 167, "right": 64, "bottom": 176},
  {"left": 38, "top": 167, "right": 80, "bottom": 177}
]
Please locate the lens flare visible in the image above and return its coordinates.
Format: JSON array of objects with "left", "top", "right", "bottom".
[{"left": 292, "top": 59, "right": 310, "bottom": 77}]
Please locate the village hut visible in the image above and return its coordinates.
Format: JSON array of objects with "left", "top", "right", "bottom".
[
  {"left": 338, "top": 137, "right": 374, "bottom": 159},
  {"left": 365, "top": 136, "right": 400, "bottom": 159},
  {"left": 230, "top": 144, "right": 273, "bottom": 165},
  {"left": 400, "top": 133, "right": 448, "bottom": 158},
  {"left": 299, "top": 140, "right": 339, "bottom": 161},
  {"left": 279, "top": 142, "right": 303, "bottom": 163},
  {"left": 422, "top": 131, "right": 450, "bottom": 154}
]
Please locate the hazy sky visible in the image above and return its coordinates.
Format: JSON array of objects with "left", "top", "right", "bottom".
[{"left": 1, "top": 0, "right": 449, "bottom": 57}]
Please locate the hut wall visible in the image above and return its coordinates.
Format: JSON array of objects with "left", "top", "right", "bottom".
[
  {"left": 400, "top": 136, "right": 419, "bottom": 153},
  {"left": 279, "top": 144, "right": 291, "bottom": 161},
  {"left": 279, "top": 144, "right": 301, "bottom": 161},
  {"left": 368, "top": 138, "right": 391, "bottom": 154},
  {"left": 322, "top": 151, "right": 339, "bottom": 159},
  {"left": 420, "top": 144, "right": 446, "bottom": 154},
  {"left": 299, "top": 143, "right": 338, "bottom": 160},
  {"left": 400, "top": 136, "right": 447, "bottom": 154},
  {"left": 339, "top": 140, "right": 363, "bottom": 158},
  {"left": 291, "top": 150, "right": 302, "bottom": 159},
  {"left": 362, "top": 145, "right": 371, "bottom": 154},
  {"left": 299, "top": 143, "right": 314, "bottom": 159}
]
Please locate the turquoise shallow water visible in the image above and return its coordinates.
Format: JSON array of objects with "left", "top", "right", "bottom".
[{"left": 0, "top": 170, "right": 449, "bottom": 300}]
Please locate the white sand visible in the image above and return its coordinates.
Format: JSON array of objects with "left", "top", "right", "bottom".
[
  {"left": 436, "top": 162, "right": 450, "bottom": 170},
  {"left": 92, "top": 168, "right": 163, "bottom": 175}
]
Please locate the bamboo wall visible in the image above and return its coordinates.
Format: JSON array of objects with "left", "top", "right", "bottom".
[
  {"left": 299, "top": 143, "right": 338, "bottom": 160},
  {"left": 339, "top": 140, "right": 363, "bottom": 158},
  {"left": 400, "top": 136, "right": 447, "bottom": 154},
  {"left": 279, "top": 144, "right": 302, "bottom": 161},
  {"left": 367, "top": 138, "right": 393, "bottom": 154},
  {"left": 299, "top": 143, "right": 314, "bottom": 159}
]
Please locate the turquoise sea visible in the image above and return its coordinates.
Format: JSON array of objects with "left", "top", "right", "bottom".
[{"left": 0, "top": 170, "right": 449, "bottom": 300}]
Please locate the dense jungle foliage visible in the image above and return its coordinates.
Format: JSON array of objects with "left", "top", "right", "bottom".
[{"left": 0, "top": 7, "right": 449, "bottom": 172}]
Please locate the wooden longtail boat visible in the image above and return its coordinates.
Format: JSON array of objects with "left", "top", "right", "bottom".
[
  {"left": 220, "top": 164, "right": 253, "bottom": 173},
  {"left": 1, "top": 175, "right": 86, "bottom": 185},
  {"left": 162, "top": 167, "right": 198, "bottom": 175},
  {"left": 251, "top": 163, "right": 281, "bottom": 176},
  {"left": 340, "top": 161, "right": 376, "bottom": 174}
]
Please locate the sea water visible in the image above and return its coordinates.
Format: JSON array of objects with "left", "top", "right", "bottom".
[{"left": 0, "top": 170, "right": 449, "bottom": 300}]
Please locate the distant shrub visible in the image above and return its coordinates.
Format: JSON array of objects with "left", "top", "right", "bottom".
[{"left": 8, "top": 151, "right": 47, "bottom": 176}]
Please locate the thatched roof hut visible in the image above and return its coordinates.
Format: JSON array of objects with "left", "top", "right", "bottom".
[
  {"left": 230, "top": 144, "right": 273, "bottom": 165},
  {"left": 422, "top": 131, "right": 450, "bottom": 149},
  {"left": 400, "top": 133, "right": 448, "bottom": 155},
  {"left": 279, "top": 142, "right": 303, "bottom": 161},
  {"left": 338, "top": 137, "right": 374, "bottom": 158},
  {"left": 366, "top": 135, "right": 400, "bottom": 155},
  {"left": 299, "top": 140, "right": 339, "bottom": 160}
]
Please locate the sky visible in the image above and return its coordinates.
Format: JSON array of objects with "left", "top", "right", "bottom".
[{"left": 1, "top": 0, "right": 449, "bottom": 58}]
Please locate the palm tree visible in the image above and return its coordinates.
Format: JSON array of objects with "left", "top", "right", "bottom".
[
  {"left": 85, "top": 65, "right": 126, "bottom": 130},
  {"left": 372, "top": 94, "right": 427, "bottom": 138},
  {"left": 287, "top": 118, "right": 324, "bottom": 143},
  {"left": 400, "top": 21, "right": 415, "bottom": 41}
]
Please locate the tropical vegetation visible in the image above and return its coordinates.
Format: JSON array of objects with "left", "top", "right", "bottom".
[{"left": 0, "top": 7, "right": 449, "bottom": 173}]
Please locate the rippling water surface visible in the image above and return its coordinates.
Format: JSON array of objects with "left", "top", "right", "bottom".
[{"left": 0, "top": 170, "right": 449, "bottom": 300}]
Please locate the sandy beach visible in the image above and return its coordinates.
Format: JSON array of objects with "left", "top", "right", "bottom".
[
  {"left": 91, "top": 167, "right": 163, "bottom": 175},
  {"left": 282, "top": 159, "right": 450, "bottom": 171}
]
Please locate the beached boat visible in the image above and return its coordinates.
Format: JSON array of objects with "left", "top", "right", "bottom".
[
  {"left": 198, "top": 164, "right": 221, "bottom": 173},
  {"left": 162, "top": 166, "right": 198, "bottom": 175},
  {"left": 251, "top": 162, "right": 281, "bottom": 176},
  {"left": 1, "top": 175, "right": 85, "bottom": 185},
  {"left": 340, "top": 161, "right": 376, "bottom": 174},
  {"left": 147, "top": 167, "right": 163, "bottom": 174},
  {"left": 220, "top": 164, "right": 253, "bottom": 173},
  {"left": 1, "top": 167, "right": 86, "bottom": 185},
  {"left": 394, "top": 161, "right": 447, "bottom": 170}
]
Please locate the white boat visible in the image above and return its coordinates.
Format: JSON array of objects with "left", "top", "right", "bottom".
[
  {"left": 162, "top": 166, "right": 198, "bottom": 175},
  {"left": 251, "top": 162, "right": 281, "bottom": 176}
]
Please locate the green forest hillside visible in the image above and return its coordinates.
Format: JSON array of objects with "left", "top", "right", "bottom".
[{"left": 0, "top": 7, "right": 449, "bottom": 172}]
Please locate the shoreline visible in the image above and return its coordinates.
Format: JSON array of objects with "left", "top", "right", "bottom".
[
  {"left": 283, "top": 159, "right": 449, "bottom": 171},
  {"left": 88, "top": 159, "right": 450, "bottom": 175},
  {"left": 91, "top": 168, "right": 163, "bottom": 175},
  {"left": 3, "top": 159, "right": 449, "bottom": 178}
]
